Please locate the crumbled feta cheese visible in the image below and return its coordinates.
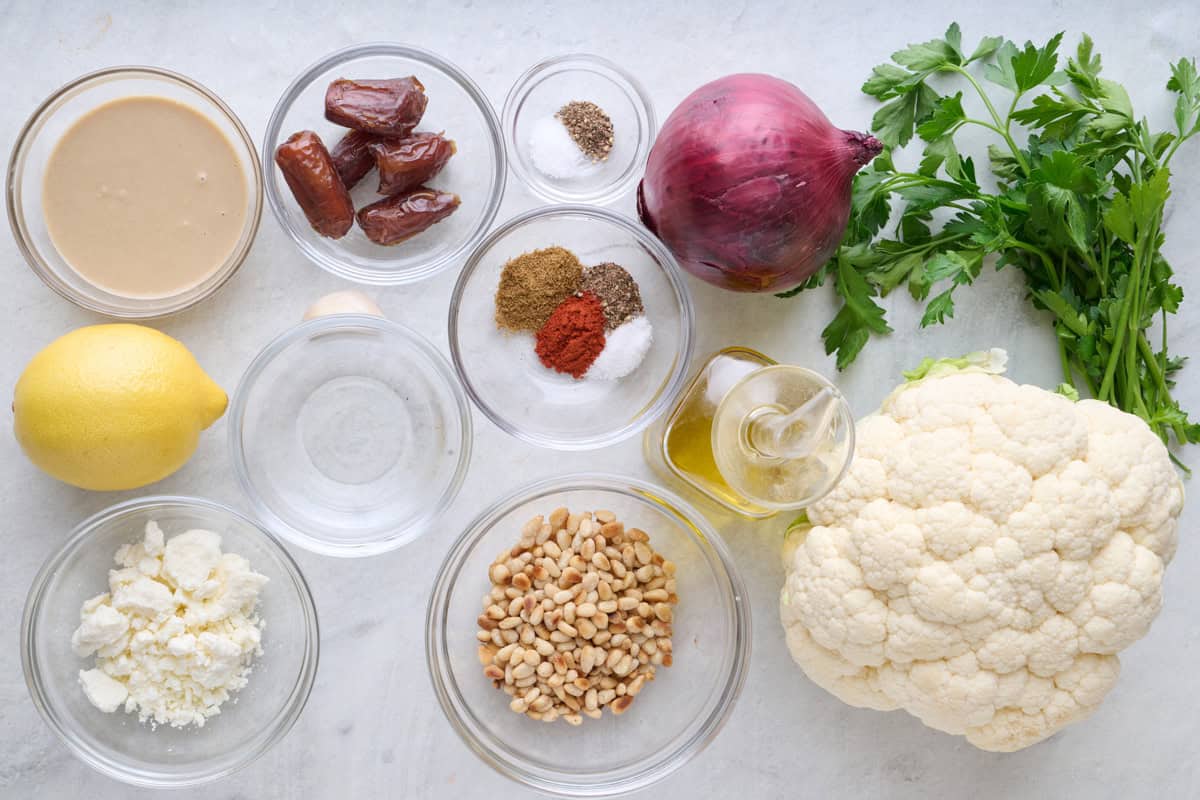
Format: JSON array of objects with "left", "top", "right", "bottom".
[
  {"left": 70, "top": 521, "right": 267, "bottom": 728},
  {"left": 79, "top": 668, "right": 128, "bottom": 712},
  {"left": 162, "top": 529, "right": 222, "bottom": 591}
]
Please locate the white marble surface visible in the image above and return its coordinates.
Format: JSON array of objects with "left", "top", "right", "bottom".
[{"left": 2, "top": 1, "right": 1199, "bottom": 797}]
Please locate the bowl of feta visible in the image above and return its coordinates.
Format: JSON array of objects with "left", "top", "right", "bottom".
[{"left": 21, "top": 495, "right": 319, "bottom": 787}]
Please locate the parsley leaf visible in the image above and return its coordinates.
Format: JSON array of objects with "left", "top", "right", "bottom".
[
  {"left": 917, "top": 93, "right": 966, "bottom": 140},
  {"left": 1167, "top": 57, "right": 1200, "bottom": 136},
  {"left": 821, "top": 253, "right": 892, "bottom": 369},
  {"left": 872, "top": 83, "right": 940, "bottom": 147}
]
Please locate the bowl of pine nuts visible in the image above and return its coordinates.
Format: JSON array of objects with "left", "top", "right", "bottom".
[{"left": 426, "top": 473, "right": 750, "bottom": 796}]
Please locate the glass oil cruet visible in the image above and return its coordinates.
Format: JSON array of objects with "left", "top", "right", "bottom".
[{"left": 644, "top": 347, "right": 855, "bottom": 518}]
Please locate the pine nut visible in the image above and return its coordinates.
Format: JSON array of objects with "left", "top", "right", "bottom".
[
  {"left": 611, "top": 695, "right": 634, "bottom": 715},
  {"left": 595, "top": 510, "right": 616, "bottom": 523},
  {"left": 549, "top": 507, "right": 569, "bottom": 530}
]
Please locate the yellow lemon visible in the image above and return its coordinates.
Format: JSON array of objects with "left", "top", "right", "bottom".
[{"left": 13, "top": 324, "right": 227, "bottom": 491}]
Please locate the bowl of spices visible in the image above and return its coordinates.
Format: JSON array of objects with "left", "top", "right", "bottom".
[
  {"left": 449, "top": 205, "right": 694, "bottom": 450},
  {"left": 426, "top": 473, "right": 750, "bottom": 797},
  {"left": 229, "top": 314, "right": 472, "bottom": 556},
  {"left": 503, "top": 54, "right": 655, "bottom": 205},
  {"left": 8, "top": 67, "right": 262, "bottom": 318},
  {"left": 263, "top": 43, "right": 506, "bottom": 285},
  {"left": 22, "top": 496, "right": 319, "bottom": 786}
]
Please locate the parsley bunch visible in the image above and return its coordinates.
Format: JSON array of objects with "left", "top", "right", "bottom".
[{"left": 783, "top": 24, "right": 1200, "bottom": 464}]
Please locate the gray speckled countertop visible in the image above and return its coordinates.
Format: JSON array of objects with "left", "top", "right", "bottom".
[{"left": 3, "top": 1, "right": 1199, "bottom": 797}]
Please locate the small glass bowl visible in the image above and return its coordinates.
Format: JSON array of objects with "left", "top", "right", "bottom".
[
  {"left": 7, "top": 66, "right": 262, "bottom": 318},
  {"left": 449, "top": 205, "right": 694, "bottom": 450},
  {"left": 504, "top": 54, "right": 655, "bottom": 205},
  {"left": 21, "top": 496, "right": 319, "bottom": 787},
  {"left": 427, "top": 474, "right": 751, "bottom": 797},
  {"left": 229, "top": 314, "right": 472, "bottom": 557},
  {"left": 263, "top": 43, "right": 506, "bottom": 285}
]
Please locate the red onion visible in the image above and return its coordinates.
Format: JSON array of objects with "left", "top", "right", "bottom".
[{"left": 637, "top": 74, "right": 881, "bottom": 292}]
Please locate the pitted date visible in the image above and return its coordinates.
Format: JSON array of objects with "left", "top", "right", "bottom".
[
  {"left": 369, "top": 132, "right": 457, "bottom": 196},
  {"left": 330, "top": 130, "right": 388, "bottom": 190},
  {"left": 325, "top": 77, "right": 427, "bottom": 136},
  {"left": 274, "top": 130, "right": 354, "bottom": 239},
  {"left": 356, "top": 187, "right": 460, "bottom": 245}
]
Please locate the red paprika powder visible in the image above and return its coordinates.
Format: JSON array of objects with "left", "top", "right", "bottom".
[{"left": 535, "top": 292, "right": 607, "bottom": 378}]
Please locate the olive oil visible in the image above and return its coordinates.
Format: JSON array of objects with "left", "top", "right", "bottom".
[
  {"left": 647, "top": 348, "right": 776, "bottom": 518},
  {"left": 645, "top": 347, "right": 854, "bottom": 518}
]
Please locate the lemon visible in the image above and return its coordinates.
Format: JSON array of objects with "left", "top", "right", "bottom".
[{"left": 13, "top": 324, "right": 227, "bottom": 491}]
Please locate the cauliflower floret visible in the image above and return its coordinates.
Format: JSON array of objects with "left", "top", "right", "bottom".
[{"left": 781, "top": 364, "right": 1183, "bottom": 752}]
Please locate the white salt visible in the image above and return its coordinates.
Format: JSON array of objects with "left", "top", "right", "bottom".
[
  {"left": 529, "top": 116, "right": 596, "bottom": 180},
  {"left": 587, "top": 316, "right": 653, "bottom": 381}
]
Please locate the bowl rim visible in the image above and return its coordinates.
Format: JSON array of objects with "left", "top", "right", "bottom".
[
  {"left": 20, "top": 494, "right": 320, "bottom": 788},
  {"left": 6, "top": 65, "right": 264, "bottom": 319},
  {"left": 261, "top": 41, "right": 507, "bottom": 286},
  {"left": 228, "top": 313, "right": 474, "bottom": 557},
  {"left": 447, "top": 204, "right": 695, "bottom": 451},
  {"left": 502, "top": 53, "right": 656, "bottom": 206},
  {"left": 425, "top": 472, "right": 751, "bottom": 797}
]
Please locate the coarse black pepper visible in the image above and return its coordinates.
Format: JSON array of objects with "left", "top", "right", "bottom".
[
  {"left": 556, "top": 101, "right": 614, "bottom": 163},
  {"left": 580, "top": 262, "right": 644, "bottom": 330}
]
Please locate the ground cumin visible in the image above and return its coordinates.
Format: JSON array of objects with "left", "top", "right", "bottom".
[{"left": 495, "top": 246, "right": 584, "bottom": 332}]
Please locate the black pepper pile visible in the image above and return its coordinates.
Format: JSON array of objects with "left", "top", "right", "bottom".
[
  {"left": 580, "top": 262, "right": 643, "bottom": 330},
  {"left": 556, "top": 101, "right": 614, "bottom": 163}
]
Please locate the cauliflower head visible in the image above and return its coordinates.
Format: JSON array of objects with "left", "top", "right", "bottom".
[{"left": 780, "top": 359, "right": 1184, "bottom": 752}]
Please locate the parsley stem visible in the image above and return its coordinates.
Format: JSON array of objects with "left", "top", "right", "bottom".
[
  {"left": 954, "top": 66, "right": 1030, "bottom": 176},
  {"left": 1057, "top": 337, "right": 1072, "bottom": 386},
  {"left": 1099, "top": 223, "right": 1151, "bottom": 402},
  {"left": 1138, "top": 334, "right": 1170, "bottom": 408},
  {"left": 1010, "top": 241, "right": 1060, "bottom": 291},
  {"left": 962, "top": 118, "right": 1009, "bottom": 139}
]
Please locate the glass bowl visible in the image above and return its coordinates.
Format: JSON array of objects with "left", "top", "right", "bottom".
[
  {"left": 263, "top": 42, "right": 506, "bottom": 285},
  {"left": 21, "top": 496, "right": 319, "bottom": 787},
  {"left": 7, "top": 66, "right": 262, "bottom": 318},
  {"left": 427, "top": 474, "right": 750, "bottom": 797},
  {"left": 504, "top": 54, "right": 655, "bottom": 205},
  {"left": 449, "top": 205, "right": 694, "bottom": 450},
  {"left": 229, "top": 314, "right": 472, "bottom": 557}
]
